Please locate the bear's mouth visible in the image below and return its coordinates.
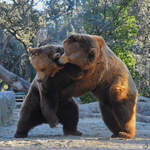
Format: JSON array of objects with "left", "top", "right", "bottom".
[
  {"left": 63, "top": 63, "right": 84, "bottom": 78},
  {"left": 54, "top": 58, "right": 65, "bottom": 67}
]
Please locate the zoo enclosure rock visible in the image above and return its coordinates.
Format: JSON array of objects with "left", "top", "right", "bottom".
[
  {"left": 0, "top": 91, "right": 15, "bottom": 126},
  {"left": 79, "top": 97, "right": 150, "bottom": 123}
]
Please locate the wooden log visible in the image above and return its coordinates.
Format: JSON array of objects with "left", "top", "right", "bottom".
[{"left": 0, "top": 65, "right": 30, "bottom": 93}]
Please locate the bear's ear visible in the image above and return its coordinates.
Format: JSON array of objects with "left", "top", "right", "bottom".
[
  {"left": 95, "top": 36, "right": 105, "bottom": 50},
  {"left": 28, "top": 47, "right": 32, "bottom": 53},
  {"left": 28, "top": 47, "right": 40, "bottom": 56},
  {"left": 68, "top": 35, "right": 76, "bottom": 41},
  {"left": 53, "top": 52, "right": 61, "bottom": 60},
  {"left": 67, "top": 34, "right": 80, "bottom": 42}
]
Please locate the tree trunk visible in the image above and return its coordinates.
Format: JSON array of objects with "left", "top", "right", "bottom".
[{"left": 0, "top": 65, "right": 30, "bottom": 93}]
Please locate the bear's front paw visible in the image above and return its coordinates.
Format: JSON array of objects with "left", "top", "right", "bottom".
[
  {"left": 49, "top": 117, "right": 59, "bottom": 128},
  {"left": 14, "top": 132, "right": 28, "bottom": 138},
  {"left": 64, "top": 130, "right": 82, "bottom": 136},
  {"left": 111, "top": 131, "right": 135, "bottom": 139}
]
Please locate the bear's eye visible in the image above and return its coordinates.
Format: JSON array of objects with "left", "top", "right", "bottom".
[
  {"left": 41, "top": 68, "right": 46, "bottom": 72},
  {"left": 68, "top": 35, "right": 76, "bottom": 41},
  {"left": 88, "top": 53, "right": 95, "bottom": 62},
  {"left": 68, "top": 35, "right": 73, "bottom": 40}
]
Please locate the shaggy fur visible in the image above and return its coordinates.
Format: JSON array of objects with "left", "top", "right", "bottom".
[
  {"left": 58, "top": 34, "right": 138, "bottom": 139},
  {"left": 14, "top": 45, "right": 82, "bottom": 138}
]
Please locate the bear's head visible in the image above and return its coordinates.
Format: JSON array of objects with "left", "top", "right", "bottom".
[
  {"left": 58, "top": 34, "right": 105, "bottom": 70},
  {"left": 28, "top": 45, "right": 64, "bottom": 81}
]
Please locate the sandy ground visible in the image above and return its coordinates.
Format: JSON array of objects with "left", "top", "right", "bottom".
[{"left": 0, "top": 107, "right": 150, "bottom": 150}]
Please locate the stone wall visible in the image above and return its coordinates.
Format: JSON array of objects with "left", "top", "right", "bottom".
[{"left": 0, "top": 91, "right": 15, "bottom": 126}]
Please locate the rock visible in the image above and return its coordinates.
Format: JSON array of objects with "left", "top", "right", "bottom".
[
  {"left": 78, "top": 98, "right": 150, "bottom": 121},
  {"left": 136, "top": 113, "right": 150, "bottom": 123},
  {"left": 79, "top": 102, "right": 100, "bottom": 118},
  {"left": 0, "top": 91, "right": 15, "bottom": 126},
  {"left": 138, "top": 96, "right": 150, "bottom": 102},
  {"left": 137, "top": 101, "right": 150, "bottom": 116}
]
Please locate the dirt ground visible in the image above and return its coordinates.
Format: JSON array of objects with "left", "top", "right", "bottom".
[{"left": 0, "top": 108, "right": 150, "bottom": 150}]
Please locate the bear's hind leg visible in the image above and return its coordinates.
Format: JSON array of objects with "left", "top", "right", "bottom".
[
  {"left": 110, "top": 101, "right": 136, "bottom": 139},
  {"left": 99, "top": 100, "right": 122, "bottom": 135},
  {"left": 15, "top": 107, "right": 45, "bottom": 138},
  {"left": 106, "top": 78, "right": 137, "bottom": 139},
  {"left": 14, "top": 86, "right": 46, "bottom": 138},
  {"left": 99, "top": 99, "right": 136, "bottom": 139},
  {"left": 57, "top": 98, "right": 82, "bottom": 136}
]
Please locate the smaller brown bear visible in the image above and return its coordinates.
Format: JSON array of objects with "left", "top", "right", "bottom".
[
  {"left": 14, "top": 45, "right": 82, "bottom": 138},
  {"left": 28, "top": 45, "right": 64, "bottom": 128},
  {"left": 58, "top": 34, "right": 138, "bottom": 139}
]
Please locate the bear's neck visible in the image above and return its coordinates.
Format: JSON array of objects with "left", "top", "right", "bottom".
[{"left": 97, "top": 45, "right": 128, "bottom": 84}]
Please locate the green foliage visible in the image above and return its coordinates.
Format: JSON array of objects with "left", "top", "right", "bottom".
[
  {"left": 80, "top": 92, "right": 97, "bottom": 104},
  {"left": 44, "top": 0, "right": 83, "bottom": 42},
  {"left": 113, "top": 48, "right": 137, "bottom": 79},
  {"left": 0, "top": 0, "right": 45, "bottom": 48},
  {"left": 1, "top": 84, "right": 8, "bottom": 92}
]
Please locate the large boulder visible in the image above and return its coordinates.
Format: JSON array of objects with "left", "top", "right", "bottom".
[
  {"left": 79, "top": 102, "right": 100, "bottom": 118},
  {"left": 78, "top": 97, "right": 150, "bottom": 123},
  {"left": 136, "top": 113, "right": 150, "bottom": 123},
  {"left": 137, "top": 96, "right": 150, "bottom": 116},
  {"left": 0, "top": 91, "right": 15, "bottom": 126}
]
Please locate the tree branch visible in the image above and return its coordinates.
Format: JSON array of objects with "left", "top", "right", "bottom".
[{"left": 0, "top": 65, "right": 30, "bottom": 92}]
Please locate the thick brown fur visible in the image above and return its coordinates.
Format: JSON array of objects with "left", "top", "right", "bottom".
[
  {"left": 58, "top": 34, "right": 138, "bottom": 139},
  {"left": 14, "top": 45, "right": 82, "bottom": 138}
]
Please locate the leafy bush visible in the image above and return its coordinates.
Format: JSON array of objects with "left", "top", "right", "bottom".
[{"left": 80, "top": 92, "right": 97, "bottom": 104}]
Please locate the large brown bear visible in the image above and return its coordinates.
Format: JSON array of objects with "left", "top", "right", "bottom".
[
  {"left": 58, "top": 34, "right": 138, "bottom": 139},
  {"left": 14, "top": 45, "right": 82, "bottom": 138}
]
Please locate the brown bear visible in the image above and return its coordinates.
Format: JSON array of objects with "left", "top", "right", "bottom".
[
  {"left": 58, "top": 34, "right": 138, "bottom": 139},
  {"left": 14, "top": 45, "right": 82, "bottom": 138}
]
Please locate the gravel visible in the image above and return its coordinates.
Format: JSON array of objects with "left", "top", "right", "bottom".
[{"left": 0, "top": 104, "right": 150, "bottom": 150}]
